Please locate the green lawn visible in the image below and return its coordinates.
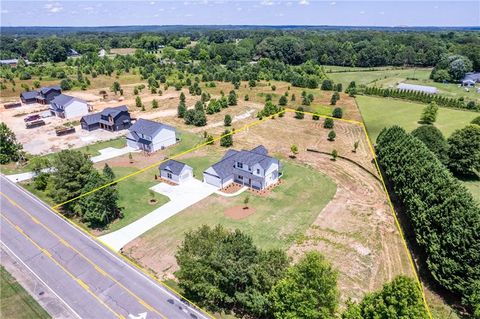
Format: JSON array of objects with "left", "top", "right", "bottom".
[
  {"left": 328, "top": 68, "right": 431, "bottom": 88},
  {"left": 356, "top": 95, "right": 479, "bottom": 142},
  {"left": 138, "top": 160, "right": 337, "bottom": 251},
  {"left": 0, "top": 137, "right": 126, "bottom": 175},
  {"left": 0, "top": 266, "right": 51, "bottom": 319},
  {"left": 461, "top": 179, "right": 480, "bottom": 203},
  {"left": 100, "top": 167, "right": 170, "bottom": 234}
]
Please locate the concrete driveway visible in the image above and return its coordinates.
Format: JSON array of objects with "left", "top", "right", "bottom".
[{"left": 99, "top": 178, "right": 218, "bottom": 251}]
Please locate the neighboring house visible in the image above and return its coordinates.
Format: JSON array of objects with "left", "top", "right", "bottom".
[
  {"left": 203, "top": 145, "right": 281, "bottom": 190},
  {"left": 68, "top": 49, "right": 81, "bottom": 57},
  {"left": 461, "top": 72, "right": 480, "bottom": 86},
  {"left": 80, "top": 105, "right": 131, "bottom": 131},
  {"left": 99, "top": 49, "right": 106, "bottom": 57},
  {"left": 397, "top": 83, "right": 438, "bottom": 94},
  {"left": 159, "top": 160, "right": 193, "bottom": 184},
  {"left": 0, "top": 59, "right": 31, "bottom": 67},
  {"left": 49, "top": 94, "right": 90, "bottom": 118},
  {"left": 20, "top": 86, "right": 62, "bottom": 104},
  {"left": 126, "top": 118, "right": 176, "bottom": 153}
]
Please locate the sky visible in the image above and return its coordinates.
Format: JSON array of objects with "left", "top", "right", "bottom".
[{"left": 0, "top": 1, "right": 479, "bottom": 27}]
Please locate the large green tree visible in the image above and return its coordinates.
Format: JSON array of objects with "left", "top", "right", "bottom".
[
  {"left": 342, "top": 276, "right": 428, "bottom": 319},
  {"left": 175, "top": 225, "right": 289, "bottom": 317},
  {"left": 269, "top": 251, "right": 338, "bottom": 319},
  {"left": 0, "top": 122, "right": 23, "bottom": 164},
  {"left": 420, "top": 101, "right": 438, "bottom": 124},
  {"left": 447, "top": 124, "right": 480, "bottom": 176},
  {"left": 411, "top": 125, "right": 448, "bottom": 164}
]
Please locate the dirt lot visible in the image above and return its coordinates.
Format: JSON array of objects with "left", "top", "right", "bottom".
[{"left": 123, "top": 114, "right": 414, "bottom": 305}]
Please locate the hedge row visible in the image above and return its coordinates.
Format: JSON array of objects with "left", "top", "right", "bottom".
[{"left": 376, "top": 126, "right": 480, "bottom": 311}]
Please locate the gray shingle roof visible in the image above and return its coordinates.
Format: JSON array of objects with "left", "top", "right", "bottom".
[
  {"left": 51, "top": 94, "right": 76, "bottom": 107},
  {"left": 40, "top": 86, "right": 61, "bottom": 95},
  {"left": 81, "top": 113, "right": 101, "bottom": 125},
  {"left": 129, "top": 118, "right": 175, "bottom": 138},
  {"left": 463, "top": 72, "right": 480, "bottom": 82},
  {"left": 208, "top": 146, "right": 278, "bottom": 179},
  {"left": 100, "top": 105, "right": 128, "bottom": 118},
  {"left": 159, "top": 160, "right": 189, "bottom": 176},
  {"left": 20, "top": 91, "right": 38, "bottom": 100}
]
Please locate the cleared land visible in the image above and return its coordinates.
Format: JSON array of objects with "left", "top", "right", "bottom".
[
  {"left": 0, "top": 266, "right": 51, "bottom": 319},
  {"left": 124, "top": 114, "right": 414, "bottom": 306}
]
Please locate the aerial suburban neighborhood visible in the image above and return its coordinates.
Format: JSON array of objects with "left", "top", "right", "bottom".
[{"left": 0, "top": 1, "right": 479, "bottom": 319}]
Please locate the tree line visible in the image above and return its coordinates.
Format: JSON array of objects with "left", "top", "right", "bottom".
[
  {"left": 175, "top": 224, "right": 429, "bottom": 319},
  {"left": 376, "top": 126, "right": 480, "bottom": 316}
]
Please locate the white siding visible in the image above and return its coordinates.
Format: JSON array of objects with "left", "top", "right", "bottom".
[
  {"left": 64, "top": 101, "right": 89, "bottom": 119},
  {"left": 151, "top": 128, "right": 176, "bottom": 152},
  {"left": 264, "top": 162, "right": 279, "bottom": 187}
]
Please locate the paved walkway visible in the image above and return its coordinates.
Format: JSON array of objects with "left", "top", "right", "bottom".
[
  {"left": 6, "top": 146, "right": 138, "bottom": 183},
  {"left": 99, "top": 178, "right": 218, "bottom": 251}
]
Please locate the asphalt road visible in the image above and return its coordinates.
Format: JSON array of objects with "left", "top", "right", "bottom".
[{"left": 0, "top": 175, "right": 212, "bottom": 319}]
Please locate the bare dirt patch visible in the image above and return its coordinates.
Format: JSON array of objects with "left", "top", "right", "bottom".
[{"left": 224, "top": 206, "right": 256, "bottom": 220}]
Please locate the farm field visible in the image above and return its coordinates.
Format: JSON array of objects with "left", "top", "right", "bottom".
[
  {"left": 356, "top": 95, "right": 479, "bottom": 142},
  {"left": 124, "top": 114, "right": 416, "bottom": 305},
  {"left": 0, "top": 266, "right": 51, "bottom": 319}
]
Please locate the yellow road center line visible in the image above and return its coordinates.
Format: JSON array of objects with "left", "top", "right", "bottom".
[{"left": 1, "top": 214, "right": 124, "bottom": 319}]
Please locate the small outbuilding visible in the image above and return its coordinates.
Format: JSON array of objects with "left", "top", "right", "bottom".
[
  {"left": 159, "top": 160, "right": 193, "bottom": 184},
  {"left": 461, "top": 72, "right": 480, "bottom": 86}
]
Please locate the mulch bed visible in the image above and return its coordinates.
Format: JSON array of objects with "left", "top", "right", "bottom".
[
  {"left": 248, "top": 179, "right": 284, "bottom": 197},
  {"left": 155, "top": 177, "right": 177, "bottom": 186},
  {"left": 224, "top": 205, "right": 256, "bottom": 220},
  {"left": 219, "top": 182, "right": 244, "bottom": 194}
]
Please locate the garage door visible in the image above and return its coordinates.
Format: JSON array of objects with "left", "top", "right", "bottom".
[
  {"left": 180, "top": 170, "right": 192, "bottom": 182},
  {"left": 204, "top": 174, "right": 222, "bottom": 188}
]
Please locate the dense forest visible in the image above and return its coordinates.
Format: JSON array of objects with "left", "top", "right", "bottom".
[{"left": 1, "top": 29, "right": 479, "bottom": 70}]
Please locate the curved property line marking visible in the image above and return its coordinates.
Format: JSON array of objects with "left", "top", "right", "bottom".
[
  {"left": 43, "top": 106, "right": 432, "bottom": 319},
  {"left": 0, "top": 214, "right": 125, "bottom": 319},
  {"left": 1, "top": 192, "right": 167, "bottom": 319}
]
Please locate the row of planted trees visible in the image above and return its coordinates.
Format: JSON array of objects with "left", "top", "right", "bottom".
[{"left": 376, "top": 126, "right": 480, "bottom": 316}]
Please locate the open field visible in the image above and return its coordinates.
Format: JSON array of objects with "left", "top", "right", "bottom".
[
  {"left": 123, "top": 114, "right": 415, "bottom": 306},
  {"left": 356, "top": 95, "right": 479, "bottom": 142},
  {"left": 0, "top": 266, "right": 51, "bottom": 319}
]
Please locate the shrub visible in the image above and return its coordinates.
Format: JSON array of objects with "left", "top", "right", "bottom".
[
  {"left": 328, "top": 130, "right": 336, "bottom": 141},
  {"left": 324, "top": 118, "right": 334, "bottom": 129},
  {"left": 332, "top": 107, "right": 343, "bottom": 119}
]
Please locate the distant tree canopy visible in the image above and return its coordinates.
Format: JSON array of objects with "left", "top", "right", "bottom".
[
  {"left": 411, "top": 125, "right": 448, "bottom": 164},
  {"left": 431, "top": 54, "right": 473, "bottom": 82},
  {"left": 376, "top": 126, "right": 480, "bottom": 314},
  {"left": 446, "top": 124, "right": 480, "bottom": 177}
]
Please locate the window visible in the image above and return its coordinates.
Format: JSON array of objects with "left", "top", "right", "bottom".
[
  {"left": 238, "top": 175, "right": 243, "bottom": 180},
  {"left": 237, "top": 162, "right": 243, "bottom": 169},
  {"left": 167, "top": 172, "right": 172, "bottom": 179},
  {"left": 256, "top": 169, "right": 260, "bottom": 174}
]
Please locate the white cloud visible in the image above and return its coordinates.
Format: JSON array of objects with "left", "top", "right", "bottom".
[
  {"left": 185, "top": 13, "right": 193, "bottom": 17},
  {"left": 330, "top": 1, "right": 336, "bottom": 5},
  {"left": 1, "top": 9, "right": 9, "bottom": 14},
  {"left": 44, "top": 3, "right": 63, "bottom": 13},
  {"left": 236, "top": 7, "right": 242, "bottom": 11},
  {"left": 150, "top": 1, "right": 155, "bottom": 4},
  {"left": 299, "top": 0, "right": 309, "bottom": 5},
  {"left": 379, "top": 11, "right": 385, "bottom": 15},
  {"left": 359, "top": 10, "right": 365, "bottom": 14},
  {"left": 158, "top": 8, "right": 165, "bottom": 11},
  {"left": 286, "top": 1, "right": 292, "bottom": 6}
]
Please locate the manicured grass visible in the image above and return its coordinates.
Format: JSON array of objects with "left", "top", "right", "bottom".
[
  {"left": 101, "top": 167, "right": 170, "bottom": 234},
  {"left": 139, "top": 160, "right": 337, "bottom": 251},
  {"left": 0, "top": 266, "right": 51, "bottom": 319},
  {"left": 181, "top": 152, "right": 223, "bottom": 179},
  {"left": 0, "top": 137, "right": 126, "bottom": 175},
  {"left": 461, "top": 179, "right": 480, "bottom": 203},
  {"left": 310, "top": 104, "right": 332, "bottom": 115},
  {"left": 356, "top": 95, "right": 479, "bottom": 142},
  {"left": 405, "top": 79, "right": 480, "bottom": 102},
  {"left": 167, "top": 131, "right": 204, "bottom": 156}
]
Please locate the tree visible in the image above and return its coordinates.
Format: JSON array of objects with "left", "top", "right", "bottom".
[
  {"left": 0, "top": 122, "right": 23, "bottom": 164},
  {"left": 279, "top": 95, "right": 288, "bottom": 106},
  {"left": 471, "top": 116, "right": 480, "bottom": 126},
  {"left": 420, "top": 101, "right": 439, "bottom": 124},
  {"left": 133, "top": 87, "right": 139, "bottom": 95},
  {"left": 295, "top": 107, "right": 304, "bottom": 119},
  {"left": 447, "top": 124, "right": 480, "bottom": 176},
  {"left": 312, "top": 113, "right": 320, "bottom": 121},
  {"left": 152, "top": 99, "right": 158, "bottom": 109},
  {"left": 47, "top": 150, "right": 95, "bottom": 212},
  {"left": 180, "top": 92, "right": 186, "bottom": 103},
  {"left": 111, "top": 81, "right": 121, "bottom": 94},
  {"left": 60, "top": 79, "right": 72, "bottom": 91},
  {"left": 324, "top": 118, "right": 334, "bottom": 129},
  {"left": 411, "top": 125, "right": 448, "bottom": 163},
  {"left": 220, "top": 130, "right": 233, "bottom": 147},
  {"left": 331, "top": 149, "right": 338, "bottom": 161},
  {"left": 29, "top": 156, "right": 51, "bottom": 174},
  {"left": 342, "top": 276, "right": 428, "bottom": 319},
  {"left": 243, "top": 195, "right": 250, "bottom": 209},
  {"left": 270, "top": 251, "right": 338, "bottom": 319},
  {"left": 290, "top": 144, "right": 298, "bottom": 158},
  {"left": 228, "top": 90, "right": 237, "bottom": 106},
  {"left": 177, "top": 101, "right": 186, "bottom": 118},
  {"left": 321, "top": 79, "right": 334, "bottom": 90},
  {"left": 330, "top": 93, "right": 338, "bottom": 105},
  {"left": 135, "top": 96, "right": 143, "bottom": 108},
  {"left": 291, "top": 94, "right": 296, "bottom": 102},
  {"left": 353, "top": 141, "right": 359, "bottom": 153},
  {"left": 175, "top": 225, "right": 288, "bottom": 316},
  {"left": 328, "top": 130, "right": 336, "bottom": 141},
  {"left": 76, "top": 171, "right": 120, "bottom": 228},
  {"left": 193, "top": 110, "right": 207, "bottom": 127},
  {"left": 102, "top": 163, "right": 115, "bottom": 182},
  {"left": 332, "top": 107, "right": 343, "bottom": 118},
  {"left": 224, "top": 114, "right": 232, "bottom": 126},
  {"left": 244, "top": 94, "right": 249, "bottom": 101}
]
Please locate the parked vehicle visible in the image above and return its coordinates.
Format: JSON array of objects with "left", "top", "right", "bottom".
[
  {"left": 25, "top": 119, "right": 46, "bottom": 129},
  {"left": 4, "top": 102, "right": 21, "bottom": 109},
  {"left": 24, "top": 114, "right": 41, "bottom": 122},
  {"left": 55, "top": 126, "right": 76, "bottom": 136}
]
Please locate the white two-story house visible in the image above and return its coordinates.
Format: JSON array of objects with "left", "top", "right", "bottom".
[
  {"left": 203, "top": 145, "right": 281, "bottom": 190},
  {"left": 126, "top": 118, "right": 176, "bottom": 153}
]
